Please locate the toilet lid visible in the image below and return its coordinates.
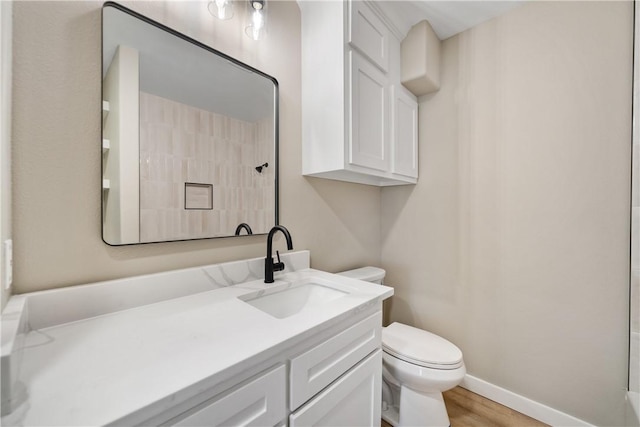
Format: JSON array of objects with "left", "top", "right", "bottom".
[{"left": 382, "top": 322, "right": 463, "bottom": 370}]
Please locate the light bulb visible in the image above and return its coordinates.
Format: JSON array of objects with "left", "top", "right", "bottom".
[
  {"left": 208, "top": 0, "right": 233, "bottom": 20},
  {"left": 245, "top": 9, "right": 264, "bottom": 40}
]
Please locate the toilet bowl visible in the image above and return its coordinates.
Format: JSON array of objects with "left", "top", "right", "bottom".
[{"left": 338, "top": 267, "right": 465, "bottom": 427}]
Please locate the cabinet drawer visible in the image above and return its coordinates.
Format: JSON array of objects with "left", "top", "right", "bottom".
[
  {"left": 173, "top": 365, "right": 286, "bottom": 426},
  {"left": 289, "top": 349, "right": 382, "bottom": 427},
  {"left": 348, "top": 0, "right": 389, "bottom": 72},
  {"left": 290, "top": 312, "right": 381, "bottom": 410}
]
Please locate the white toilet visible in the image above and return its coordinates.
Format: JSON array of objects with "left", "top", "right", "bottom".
[{"left": 338, "top": 267, "right": 466, "bottom": 427}]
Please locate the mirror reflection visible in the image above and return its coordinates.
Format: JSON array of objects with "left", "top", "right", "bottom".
[{"left": 102, "top": 2, "right": 278, "bottom": 245}]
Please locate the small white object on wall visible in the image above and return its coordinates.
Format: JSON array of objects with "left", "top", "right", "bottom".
[{"left": 401, "top": 20, "right": 441, "bottom": 97}]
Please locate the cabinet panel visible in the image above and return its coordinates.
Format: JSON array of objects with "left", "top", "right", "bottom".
[
  {"left": 349, "top": 51, "right": 389, "bottom": 172},
  {"left": 290, "top": 311, "right": 381, "bottom": 410},
  {"left": 173, "top": 365, "right": 286, "bottom": 427},
  {"left": 392, "top": 86, "right": 418, "bottom": 178},
  {"left": 349, "top": 1, "right": 389, "bottom": 72},
  {"left": 289, "top": 350, "right": 382, "bottom": 427}
]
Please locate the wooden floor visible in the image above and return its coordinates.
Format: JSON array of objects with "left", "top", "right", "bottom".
[{"left": 382, "top": 387, "right": 548, "bottom": 427}]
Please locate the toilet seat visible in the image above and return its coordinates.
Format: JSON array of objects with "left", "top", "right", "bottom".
[{"left": 382, "top": 322, "right": 463, "bottom": 370}]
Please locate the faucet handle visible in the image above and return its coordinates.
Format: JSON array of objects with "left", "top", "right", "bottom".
[{"left": 273, "top": 250, "right": 285, "bottom": 272}]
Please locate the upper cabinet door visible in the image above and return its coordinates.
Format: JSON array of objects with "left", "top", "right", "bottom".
[
  {"left": 392, "top": 86, "right": 418, "bottom": 178},
  {"left": 349, "top": 1, "right": 389, "bottom": 72},
  {"left": 349, "top": 51, "right": 389, "bottom": 172}
]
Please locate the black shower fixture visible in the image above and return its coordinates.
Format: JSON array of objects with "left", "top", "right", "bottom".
[{"left": 255, "top": 162, "right": 269, "bottom": 173}]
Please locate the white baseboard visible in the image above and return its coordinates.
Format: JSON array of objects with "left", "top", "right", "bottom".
[{"left": 460, "top": 374, "right": 594, "bottom": 427}]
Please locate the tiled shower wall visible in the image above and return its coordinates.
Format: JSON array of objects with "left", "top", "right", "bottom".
[{"left": 139, "top": 92, "right": 275, "bottom": 242}]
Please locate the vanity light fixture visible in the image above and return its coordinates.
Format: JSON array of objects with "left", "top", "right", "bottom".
[
  {"left": 245, "top": 0, "right": 266, "bottom": 41},
  {"left": 255, "top": 162, "right": 269, "bottom": 173},
  {"left": 208, "top": 0, "right": 234, "bottom": 20}
]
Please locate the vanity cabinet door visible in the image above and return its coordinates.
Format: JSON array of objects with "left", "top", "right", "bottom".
[
  {"left": 289, "top": 349, "right": 382, "bottom": 427},
  {"left": 349, "top": 51, "right": 389, "bottom": 173},
  {"left": 391, "top": 85, "right": 418, "bottom": 179},
  {"left": 173, "top": 365, "right": 286, "bottom": 427}
]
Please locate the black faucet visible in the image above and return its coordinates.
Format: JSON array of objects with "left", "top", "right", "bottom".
[
  {"left": 234, "top": 223, "right": 253, "bottom": 236},
  {"left": 264, "top": 225, "right": 293, "bottom": 283}
]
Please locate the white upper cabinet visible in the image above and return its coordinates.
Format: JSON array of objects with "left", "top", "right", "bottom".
[
  {"left": 300, "top": 0, "right": 418, "bottom": 187},
  {"left": 349, "top": 1, "right": 389, "bottom": 72}
]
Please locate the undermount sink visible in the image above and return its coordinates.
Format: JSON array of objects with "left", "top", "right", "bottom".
[{"left": 239, "top": 282, "right": 349, "bottom": 319}]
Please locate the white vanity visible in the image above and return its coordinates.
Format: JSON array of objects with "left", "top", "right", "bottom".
[{"left": 1, "top": 251, "right": 392, "bottom": 426}]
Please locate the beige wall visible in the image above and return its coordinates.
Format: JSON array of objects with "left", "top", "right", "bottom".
[
  {"left": 381, "top": 2, "right": 632, "bottom": 425},
  {"left": 11, "top": 1, "right": 381, "bottom": 294}
]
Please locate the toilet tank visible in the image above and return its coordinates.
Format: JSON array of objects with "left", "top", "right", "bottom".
[{"left": 337, "top": 267, "right": 386, "bottom": 284}]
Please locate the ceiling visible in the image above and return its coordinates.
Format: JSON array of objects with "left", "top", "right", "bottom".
[
  {"left": 377, "top": 1, "right": 526, "bottom": 40},
  {"left": 103, "top": 5, "right": 274, "bottom": 123}
]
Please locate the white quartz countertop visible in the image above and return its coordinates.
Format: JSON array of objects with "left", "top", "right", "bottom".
[{"left": 9, "top": 267, "right": 392, "bottom": 426}]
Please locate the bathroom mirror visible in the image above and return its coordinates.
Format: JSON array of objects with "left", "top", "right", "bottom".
[{"left": 101, "top": 2, "right": 278, "bottom": 245}]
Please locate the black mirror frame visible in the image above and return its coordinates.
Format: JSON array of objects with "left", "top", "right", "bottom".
[{"left": 101, "top": 1, "right": 279, "bottom": 246}]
